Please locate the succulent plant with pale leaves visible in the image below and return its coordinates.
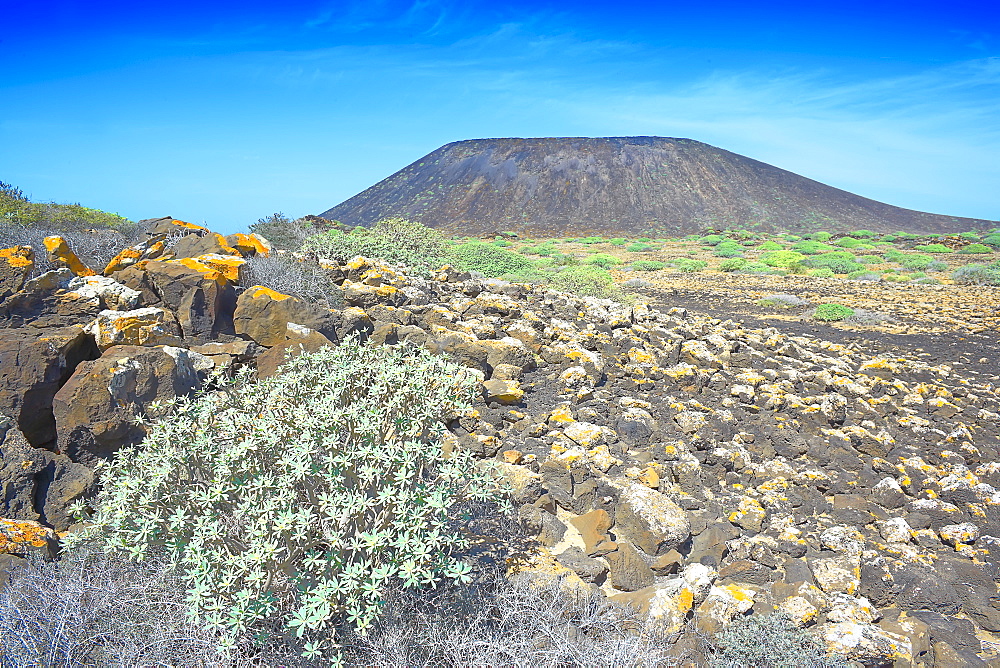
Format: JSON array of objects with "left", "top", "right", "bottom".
[{"left": 65, "top": 340, "right": 509, "bottom": 663}]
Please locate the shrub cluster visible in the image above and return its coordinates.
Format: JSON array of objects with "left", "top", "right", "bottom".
[
  {"left": 805, "top": 252, "right": 863, "bottom": 275},
  {"left": 813, "top": 303, "right": 854, "bottom": 321},
  {"left": 66, "top": 342, "right": 509, "bottom": 661},
  {"left": 913, "top": 243, "right": 952, "bottom": 254},
  {"left": 1, "top": 181, "right": 134, "bottom": 233},
  {"left": 452, "top": 241, "right": 534, "bottom": 278},
  {"left": 302, "top": 218, "right": 452, "bottom": 272},
  {"left": 759, "top": 250, "right": 807, "bottom": 268},
  {"left": 712, "top": 613, "right": 847, "bottom": 667},
  {"left": 713, "top": 241, "right": 745, "bottom": 258},
  {"left": 952, "top": 263, "right": 1000, "bottom": 286}
]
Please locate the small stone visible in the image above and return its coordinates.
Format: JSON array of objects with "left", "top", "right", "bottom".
[
  {"left": 695, "top": 583, "right": 756, "bottom": 635},
  {"left": 482, "top": 379, "right": 524, "bottom": 405},
  {"left": 876, "top": 517, "right": 913, "bottom": 544},
  {"left": 779, "top": 596, "right": 819, "bottom": 627},
  {"left": 570, "top": 509, "right": 616, "bottom": 557},
  {"left": 939, "top": 522, "right": 980, "bottom": 546},
  {"left": 607, "top": 541, "right": 655, "bottom": 592},
  {"left": 728, "top": 496, "right": 767, "bottom": 533},
  {"left": 810, "top": 553, "right": 861, "bottom": 595}
]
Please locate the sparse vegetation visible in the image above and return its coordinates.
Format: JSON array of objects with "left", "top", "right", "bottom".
[
  {"left": 452, "top": 241, "right": 534, "bottom": 277},
  {"left": 303, "top": 217, "right": 452, "bottom": 272},
  {"left": 712, "top": 613, "right": 847, "bottom": 667}
]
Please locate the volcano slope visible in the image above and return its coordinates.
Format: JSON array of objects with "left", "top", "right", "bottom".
[
  {"left": 320, "top": 137, "right": 996, "bottom": 237},
  {"left": 1, "top": 221, "right": 1000, "bottom": 665}
]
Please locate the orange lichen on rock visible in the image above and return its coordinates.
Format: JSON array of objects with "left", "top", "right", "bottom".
[
  {"left": 227, "top": 233, "right": 271, "bottom": 257},
  {"left": 103, "top": 246, "right": 143, "bottom": 275},
  {"left": 43, "top": 236, "right": 96, "bottom": 276},
  {"left": 190, "top": 253, "right": 246, "bottom": 282},
  {"left": 250, "top": 285, "right": 292, "bottom": 301},
  {"left": 170, "top": 219, "right": 209, "bottom": 232},
  {"left": 0, "top": 518, "right": 55, "bottom": 554},
  {"left": 165, "top": 257, "right": 226, "bottom": 283},
  {"left": 0, "top": 246, "right": 34, "bottom": 269}
]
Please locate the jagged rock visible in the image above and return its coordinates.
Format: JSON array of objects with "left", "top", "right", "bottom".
[
  {"left": 143, "top": 217, "right": 209, "bottom": 237},
  {"left": 103, "top": 236, "right": 168, "bottom": 274},
  {"left": 43, "top": 236, "right": 95, "bottom": 276},
  {"left": 0, "top": 518, "right": 57, "bottom": 558},
  {"left": 255, "top": 325, "right": 337, "bottom": 378},
  {"left": 225, "top": 233, "right": 271, "bottom": 257},
  {"left": 694, "top": 583, "right": 756, "bottom": 635},
  {"left": 606, "top": 541, "right": 655, "bottom": 591},
  {"left": 86, "top": 307, "right": 184, "bottom": 350},
  {"left": 810, "top": 553, "right": 862, "bottom": 595},
  {"left": 233, "top": 285, "right": 339, "bottom": 346},
  {"left": 169, "top": 232, "right": 240, "bottom": 259},
  {"left": 0, "top": 424, "right": 93, "bottom": 531},
  {"left": 518, "top": 504, "right": 566, "bottom": 547},
  {"left": 0, "top": 326, "right": 98, "bottom": 447},
  {"left": 137, "top": 260, "right": 237, "bottom": 342},
  {"left": 0, "top": 246, "right": 33, "bottom": 299},
  {"left": 570, "top": 509, "right": 616, "bottom": 557},
  {"left": 482, "top": 379, "right": 524, "bottom": 405},
  {"left": 0, "top": 269, "right": 105, "bottom": 329},
  {"left": 554, "top": 546, "right": 608, "bottom": 583},
  {"left": 822, "top": 621, "right": 912, "bottom": 665},
  {"left": 66, "top": 275, "right": 142, "bottom": 311},
  {"left": 52, "top": 345, "right": 210, "bottom": 464},
  {"left": 609, "top": 580, "right": 695, "bottom": 634},
  {"left": 612, "top": 481, "right": 690, "bottom": 556}
]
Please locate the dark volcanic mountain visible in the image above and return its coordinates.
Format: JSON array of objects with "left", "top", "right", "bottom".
[{"left": 321, "top": 137, "right": 994, "bottom": 236}]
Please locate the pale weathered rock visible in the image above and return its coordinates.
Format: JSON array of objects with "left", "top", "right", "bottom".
[
  {"left": 66, "top": 275, "right": 141, "bottom": 311},
  {"left": 822, "top": 621, "right": 912, "bottom": 665},
  {"left": 613, "top": 481, "right": 690, "bottom": 556},
  {"left": 811, "top": 553, "right": 862, "bottom": 595},
  {"left": 609, "top": 580, "right": 694, "bottom": 634},
  {"left": 695, "top": 583, "right": 756, "bottom": 635},
  {"left": 86, "top": 307, "right": 183, "bottom": 351}
]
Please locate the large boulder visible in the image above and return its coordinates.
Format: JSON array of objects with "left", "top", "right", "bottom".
[
  {"left": 611, "top": 480, "right": 691, "bottom": 556},
  {"left": 52, "top": 345, "right": 211, "bottom": 464},
  {"left": 168, "top": 233, "right": 241, "bottom": 259},
  {"left": 233, "top": 286, "right": 341, "bottom": 346},
  {"left": 0, "top": 269, "right": 105, "bottom": 329},
  {"left": 0, "top": 326, "right": 98, "bottom": 447},
  {"left": 131, "top": 260, "right": 237, "bottom": 342},
  {"left": 43, "top": 236, "right": 95, "bottom": 277}
]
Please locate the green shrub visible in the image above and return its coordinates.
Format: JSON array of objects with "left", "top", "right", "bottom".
[
  {"left": 807, "top": 251, "right": 863, "bottom": 274},
  {"left": 698, "top": 234, "right": 724, "bottom": 246},
  {"left": 982, "top": 233, "right": 1000, "bottom": 248},
  {"left": 900, "top": 253, "right": 934, "bottom": 269},
  {"left": 893, "top": 231, "right": 920, "bottom": 240},
  {"left": 547, "top": 265, "right": 620, "bottom": 298},
  {"left": 609, "top": 237, "right": 627, "bottom": 246},
  {"left": 756, "top": 240, "right": 783, "bottom": 251},
  {"left": 813, "top": 303, "right": 854, "bottom": 321},
  {"left": 759, "top": 250, "right": 807, "bottom": 268},
  {"left": 713, "top": 613, "right": 847, "bottom": 667},
  {"left": 959, "top": 243, "right": 993, "bottom": 254},
  {"left": 809, "top": 267, "right": 835, "bottom": 278},
  {"left": 718, "top": 258, "right": 749, "bottom": 272},
  {"left": 66, "top": 343, "right": 508, "bottom": 660},
  {"left": 846, "top": 270, "right": 881, "bottom": 280},
  {"left": 807, "top": 231, "right": 832, "bottom": 242},
  {"left": 858, "top": 255, "right": 882, "bottom": 264},
  {"left": 452, "top": 241, "right": 534, "bottom": 278},
  {"left": 579, "top": 236, "right": 603, "bottom": 245},
  {"left": 713, "top": 240, "right": 745, "bottom": 258},
  {"left": 740, "top": 261, "right": 775, "bottom": 274},
  {"left": 880, "top": 234, "right": 897, "bottom": 242},
  {"left": 586, "top": 253, "right": 621, "bottom": 268},
  {"left": 303, "top": 218, "right": 452, "bottom": 272},
  {"left": 881, "top": 272, "right": 911, "bottom": 283},
  {"left": 627, "top": 242, "right": 656, "bottom": 252},
  {"left": 790, "top": 240, "right": 834, "bottom": 255},
  {"left": 952, "top": 264, "right": 1000, "bottom": 286},
  {"left": 631, "top": 260, "right": 666, "bottom": 271},
  {"left": 925, "top": 260, "right": 949, "bottom": 272},
  {"left": 834, "top": 237, "right": 872, "bottom": 249},
  {"left": 914, "top": 243, "right": 952, "bottom": 253},
  {"left": 882, "top": 249, "right": 906, "bottom": 263},
  {"left": 848, "top": 229, "right": 877, "bottom": 238}
]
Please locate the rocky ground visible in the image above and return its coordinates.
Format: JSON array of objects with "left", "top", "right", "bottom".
[{"left": 2, "top": 220, "right": 1000, "bottom": 666}]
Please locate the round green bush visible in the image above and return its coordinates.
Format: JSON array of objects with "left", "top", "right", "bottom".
[
  {"left": 813, "top": 303, "right": 855, "bottom": 321},
  {"left": 66, "top": 342, "right": 508, "bottom": 660},
  {"left": 452, "top": 241, "right": 534, "bottom": 278},
  {"left": 757, "top": 240, "right": 783, "bottom": 251},
  {"left": 982, "top": 233, "right": 1000, "bottom": 248},
  {"left": 914, "top": 243, "right": 952, "bottom": 253},
  {"left": 713, "top": 240, "right": 745, "bottom": 258},
  {"left": 609, "top": 237, "right": 627, "bottom": 246},
  {"left": 627, "top": 242, "right": 656, "bottom": 252},
  {"left": 807, "top": 251, "right": 863, "bottom": 274},
  {"left": 718, "top": 257, "right": 749, "bottom": 272},
  {"left": 698, "top": 234, "right": 724, "bottom": 246},
  {"left": 847, "top": 229, "right": 876, "bottom": 238},
  {"left": 585, "top": 253, "right": 621, "bottom": 268},
  {"left": 959, "top": 243, "right": 993, "bottom": 254},
  {"left": 808, "top": 267, "right": 835, "bottom": 278},
  {"left": 790, "top": 240, "right": 834, "bottom": 255},
  {"left": 807, "top": 231, "right": 832, "bottom": 242},
  {"left": 858, "top": 255, "right": 882, "bottom": 264},
  {"left": 547, "top": 265, "right": 619, "bottom": 298},
  {"left": 670, "top": 258, "right": 708, "bottom": 273},
  {"left": 759, "top": 250, "right": 807, "bottom": 268}
]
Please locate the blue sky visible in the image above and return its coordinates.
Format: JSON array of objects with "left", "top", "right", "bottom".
[{"left": 1, "top": 1, "right": 997, "bottom": 234}]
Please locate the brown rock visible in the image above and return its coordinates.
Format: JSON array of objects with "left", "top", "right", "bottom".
[
  {"left": 52, "top": 345, "right": 210, "bottom": 464},
  {"left": 169, "top": 232, "right": 240, "bottom": 259},
  {"left": 233, "top": 286, "right": 340, "bottom": 347},
  {"left": 140, "top": 260, "right": 237, "bottom": 342},
  {"left": 607, "top": 541, "right": 655, "bottom": 591},
  {"left": 570, "top": 509, "right": 617, "bottom": 557},
  {"left": 0, "top": 326, "right": 98, "bottom": 446},
  {"left": 43, "top": 236, "right": 95, "bottom": 277},
  {"left": 0, "top": 246, "right": 34, "bottom": 300},
  {"left": 255, "top": 326, "right": 337, "bottom": 378}
]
